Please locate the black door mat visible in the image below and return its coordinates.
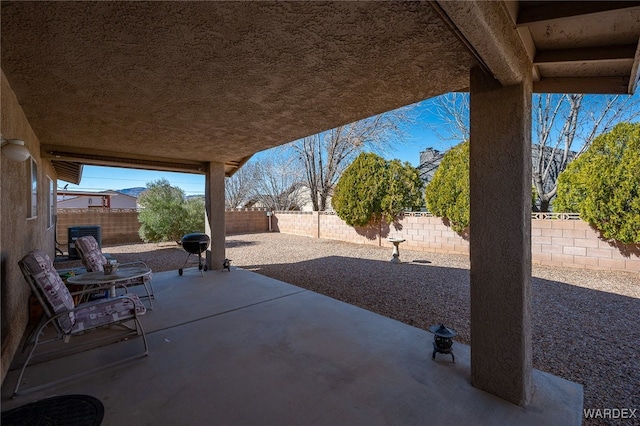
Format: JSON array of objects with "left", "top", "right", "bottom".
[{"left": 2, "top": 394, "right": 104, "bottom": 425}]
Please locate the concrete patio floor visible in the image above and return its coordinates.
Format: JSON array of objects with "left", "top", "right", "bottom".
[{"left": 2, "top": 267, "right": 582, "bottom": 425}]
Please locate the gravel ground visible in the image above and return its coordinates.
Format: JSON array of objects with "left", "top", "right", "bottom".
[{"left": 56, "top": 233, "right": 640, "bottom": 425}]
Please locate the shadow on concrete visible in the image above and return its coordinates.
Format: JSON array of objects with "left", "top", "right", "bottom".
[
  {"left": 1, "top": 268, "right": 583, "bottom": 425},
  {"left": 240, "top": 255, "right": 639, "bottom": 416}
]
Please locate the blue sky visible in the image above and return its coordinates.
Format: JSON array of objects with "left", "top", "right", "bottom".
[
  {"left": 62, "top": 133, "right": 441, "bottom": 196},
  {"left": 63, "top": 140, "right": 433, "bottom": 196},
  {"left": 61, "top": 92, "right": 638, "bottom": 196}
]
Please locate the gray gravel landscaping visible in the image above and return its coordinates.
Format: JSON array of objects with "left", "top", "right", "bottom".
[{"left": 56, "top": 232, "right": 640, "bottom": 425}]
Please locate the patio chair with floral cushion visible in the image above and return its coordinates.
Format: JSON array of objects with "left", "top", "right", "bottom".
[
  {"left": 14, "top": 249, "right": 148, "bottom": 396},
  {"left": 75, "top": 235, "right": 155, "bottom": 308}
]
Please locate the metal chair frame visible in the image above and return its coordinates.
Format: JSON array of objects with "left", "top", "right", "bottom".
[
  {"left": 13, "top": 256, "right": 149, "bottom": 397},
  {"left": 75, "top": 235, "right": 155, "bottom": 309}
]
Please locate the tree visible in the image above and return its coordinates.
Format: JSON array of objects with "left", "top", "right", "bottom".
[
  {"left": 138, "top": 179, "right": 204, "bottom": 243},
  {"left": 252, "top": 153, "right": 304, "bottom": 211},
  {"left": 332, "top": 152, "right": 423, "bottom": 226},
  {"left": 532, "top": 94, "right": 639, "bottom": 211},
  {"left": 555, "top": 122, "right": 640, "bottom": 244},
  {"left": 426, "top": 92, "right": 640, "bottom": 211},
  {"left": 424, "top": 141, "right": 469, "bottom": 233},
  {"left": 290, "top": 107, "right": 414, "bottom": 211},
  {"left": 426, "top": 93, "right": 469, "bottom": 143},
  {"left": 381, "top": 159, "right": 425, "bottom": 220},
  {"left": 183, "top": 197, "right": 206, "bottom": 234},
  {"left": 225, "top": 161, "right": 257, "bottom": 208}
]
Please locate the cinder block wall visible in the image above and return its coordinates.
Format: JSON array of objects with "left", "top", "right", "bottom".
[
  {"left": 385, "top": 213, "right": 470, "bottom": 255},
  {"left": 531, "top": 219, "right": 640, "bottom": 272},
  {"left": 225, "top": 208, "right": 269, "bottom": 234},
  {"left": 273, "top": 211, "right": 639, "bottom": 273},
  {"left": 57, "top": 208, "right": 271, "bottom": 248},
  {"left": 318, "top": 212, "right": 381, "bottom": 246},
  {"left": 272, "top": 211, "right": 318, "bottom": 237},
  {"left": 56, "top": 209, "right": 639, "bottom": 273},
  {"left": 57, "top": 209, "right": 141, "bottom": 245}
]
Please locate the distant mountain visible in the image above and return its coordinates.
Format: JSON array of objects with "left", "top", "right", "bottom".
[{"left": 118, "top": 187, "right": 147, "bottom": 198}]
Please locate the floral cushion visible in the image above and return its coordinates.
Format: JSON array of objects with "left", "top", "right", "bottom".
[
  {"left": 72, "top": 294, "right": 146, "bottom": 332},
  {"left": 19, "top": 250, "right": 76, "bottom": 333},
  {"left": 75, "top": 235, "right": 153, "bottom": 289},
  {"left": 75, "top": 236, "right": 107, "bottom": 272},
  {"left": 20, "top": 250, "right": 146, "bottom": 335},
  {"left": 76, "top": 235, "right": 153, "bottom": 297}
]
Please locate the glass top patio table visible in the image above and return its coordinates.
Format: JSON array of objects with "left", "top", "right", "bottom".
[{"left": 66, "top": 266, "right": 151, "bottom": 298}]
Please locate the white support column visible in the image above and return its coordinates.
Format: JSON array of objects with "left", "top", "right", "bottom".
[
  {"left": 205, "top": 162, "right": 226, "bottom": 271},
  {"left": 469, "top": 67, "right": 533, "bottom": 405}
]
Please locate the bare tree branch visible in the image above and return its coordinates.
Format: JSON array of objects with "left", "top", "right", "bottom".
[
  {"left": 427, "top": 92, "right": 640, "bottom": 212},
  {"left": 253, "top": 153, "right": 304, "bottom": 211},
  {"left": 224, "top": 161, "right": 257, "bottom": 208},
  {"left": 289, "top": 106, "right": 415, "bottom": 211}
]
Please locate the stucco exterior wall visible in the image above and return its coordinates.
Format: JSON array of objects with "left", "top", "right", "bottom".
[{"left": 1, "top": 70, "right": 57, "bottom": 383}]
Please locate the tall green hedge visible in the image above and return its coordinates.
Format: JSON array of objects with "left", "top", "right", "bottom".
[
  {"left": 555, "top": 122, "right": 640, "bottom": 244},
  {"left": 332, "top": 153, "right": 423, "bottom": 226},
  {"left": 424, "top": 141, "right": 470, "bottom": 233}
]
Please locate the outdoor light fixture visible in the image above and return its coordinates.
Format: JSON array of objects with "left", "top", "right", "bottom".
[
  {"left": 1, "top": 138, "right": 30, "bottom": 162},
  {"left": 429, "top": 323, "right": 458, "bottom": 363}
]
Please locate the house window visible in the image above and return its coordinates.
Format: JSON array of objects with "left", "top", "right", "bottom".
[
  {"left": 47, "top": 177, "right": 54, "bottom": 229},
  {"left": 28, "top": 158, "right": 38, "bottom": 219}
]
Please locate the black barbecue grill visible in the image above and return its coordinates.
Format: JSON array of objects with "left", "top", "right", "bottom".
[{"left": 179, "top": 233, "right": 210, "bottom": 276}]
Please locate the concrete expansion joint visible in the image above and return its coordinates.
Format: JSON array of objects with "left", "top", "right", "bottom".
[{"left": 148, "top": 289, "right": 308, "bottom": 335}]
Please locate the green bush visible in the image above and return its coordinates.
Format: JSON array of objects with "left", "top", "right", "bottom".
[
  {"left": 138, "top": 179, "right": 205, "bottom": 243},
  {"left": 381, "top": 159, "right": 425, "bottom": 221},
  {"left": 183, "top": 197, "right": 206, "bottom": 234},
  {"left": 332, "top": 153, "right": 423, "bottom": 226},
  {"left": 555, "top": 122, "right": 640, "bottom": 244},
  {"left": 425, "top": 141, "right": 469, "bottom": 233}
]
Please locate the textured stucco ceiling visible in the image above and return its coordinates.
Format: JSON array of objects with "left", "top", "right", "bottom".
[
  {"left": 4, "top": 1, "right": 637, "bottom": 178},
  {"left": 1, "top": 1, "right": 474, "bottom": 175}
]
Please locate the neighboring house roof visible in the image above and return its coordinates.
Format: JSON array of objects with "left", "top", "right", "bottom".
[
  {"left": 418, "top": 148, "right": 446, "bottom": 186},
  {"left": 242, "top": 183, "right": 332, "bottom": 211}
]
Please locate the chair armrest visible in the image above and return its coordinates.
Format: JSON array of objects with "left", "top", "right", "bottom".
[{"left": 118, "top": 261, "right": 149, "bottom": 269}]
